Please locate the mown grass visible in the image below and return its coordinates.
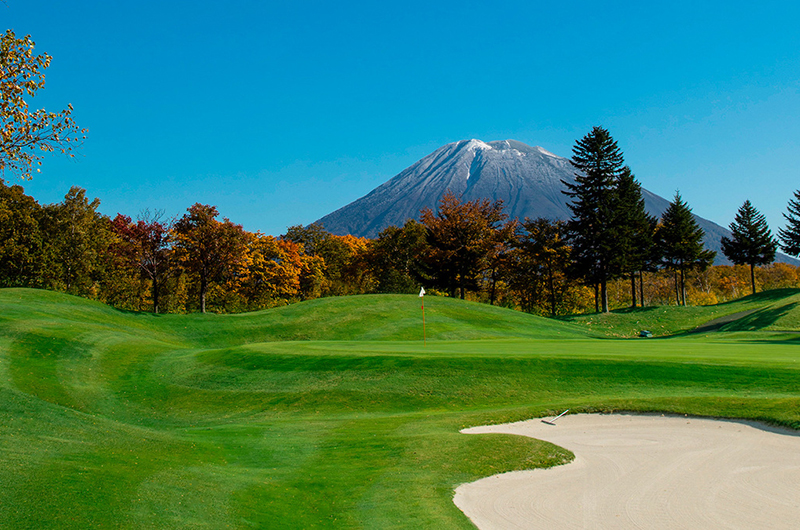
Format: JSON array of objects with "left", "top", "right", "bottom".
[
  {"left": 1, "top": 287, "right": 800, "bottom": 528},
  {"left": 561, "top": 288, "right": 800, "bottom": 337}
]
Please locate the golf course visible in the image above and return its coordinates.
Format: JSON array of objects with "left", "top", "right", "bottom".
[{"left": 1, "top": 287, "right": 799, "bottom": 528}]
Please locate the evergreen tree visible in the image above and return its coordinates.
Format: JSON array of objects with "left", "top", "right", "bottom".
[
  {"left": 778, "top": 189, "right": 800, "bottom": 257},
  {"left": 658, "top": 192, "right": 715, "bottom": 306},
  {"left": 562, "top": 126, "right": 625, "bottom": 312},
  {"left": 612, "top": 166, "right": 656, "bottom": 308},
  {"left": 721, "top": 200, "right": 778, "bottom": 295}
]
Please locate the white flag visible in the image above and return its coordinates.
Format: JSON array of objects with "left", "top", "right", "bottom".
[{"left": 419, "top": 287, "right": 426, "bottom": 297}]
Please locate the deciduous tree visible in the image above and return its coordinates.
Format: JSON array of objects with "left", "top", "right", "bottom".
[
  {"left": 507, "top": 218, "right": 572, "bottom": 316},
  {"left": 1, "top": 30, "right": 86, "bottom": 179},
  {"left": 0, "top": 178, "right": 43, "bottom": 286},
  {"left": 173, "top": 204, "right": 248, "bottom": 313},
  {"left": 40, "top": 187, "right": 112, "bottom": 295},
  {"left": 110, "top": 211, "right": 175, "bottom": 313},
  {"left": 367, "top": 220, "right": 428, "bottom": 294},
  {"left": 720, "top": 200, "right": 778, "bottom": 295},
  {"left": 418, "top": 191, "right": 511, "bottom": 300}
]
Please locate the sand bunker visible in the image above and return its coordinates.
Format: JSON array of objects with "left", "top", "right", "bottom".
[{"left": 454, "top": 414, "right": 800, "bottom": 529}]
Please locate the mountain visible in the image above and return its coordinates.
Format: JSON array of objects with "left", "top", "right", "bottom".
[{"left": 315, "top": 139, "right": 792, "bottom": 265}]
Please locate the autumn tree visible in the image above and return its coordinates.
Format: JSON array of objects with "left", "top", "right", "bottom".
[
  {"left": 657, "top": 192, "right": 715, "bottom": 306},
  {"left": 720, "top": 200, "right": 778, "bottom": 295},
  {"left": 110, "top": 211, "right": 175, "bottom": 313},
  {"left": 240, "top": 233, "right": 304, "bottom": 308},
  {"left": 283, "top": 224, "right": 372, "bottom": 295},
  {"left": 506, "top": 218, "right": 572, "bottom": 316},
  {"left": 417, "top": 191, "right": 513, "bottom": 300},
  {"left": 173, "top": 203, "right": 248, "bottom": 313},
  {"left": 1, "top": 30, "right": 86, "bottom": 179},
  {"left": 778, "top": 189, "right": 800, "bottom": 257},
  {"left": 563, "top": 126, "right": 626, "bottom": 313}
]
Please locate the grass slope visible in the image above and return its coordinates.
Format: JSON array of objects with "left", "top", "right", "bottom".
[
  {"left": 561, "top": 288, "right": 800, "bottom": 337},
  {"left": 1, "top": 288, "right": 800, "bottom": 529}
]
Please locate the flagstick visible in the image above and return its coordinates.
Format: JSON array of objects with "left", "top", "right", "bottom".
[
  {"left": 419, "top": 286, "right": 426, "bottom": 346},
  {"left": 422, "top": 297, "right": 426, "bottom": 345}
]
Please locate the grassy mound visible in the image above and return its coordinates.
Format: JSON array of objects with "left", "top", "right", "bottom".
[
  {"left": 1, "top": 288, "right": 799, "bottom": 528},
  {"left": 561, "top": 288, "right": 800, "bottom": 337}
]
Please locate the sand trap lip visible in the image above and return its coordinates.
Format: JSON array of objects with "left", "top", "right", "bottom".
[{"left": 454, "top": 414, "right": 800, "bottom": 529}]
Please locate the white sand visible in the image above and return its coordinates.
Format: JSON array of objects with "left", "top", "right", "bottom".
[{"left": 454, "top": 414, "right": 800, "bottom": 529}]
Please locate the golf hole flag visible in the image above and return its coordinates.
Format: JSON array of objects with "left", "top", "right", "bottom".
[{"left": 419, "top": 287, "right": 426, "bottom": 344}]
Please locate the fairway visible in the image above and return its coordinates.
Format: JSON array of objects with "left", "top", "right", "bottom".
[{"left": 1, "top": 288, "right": 800, "bottom": 528}]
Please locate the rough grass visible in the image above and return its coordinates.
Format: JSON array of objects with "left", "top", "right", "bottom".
[{"left": 1, "top": 288, "right": 800, "bottom": 528}]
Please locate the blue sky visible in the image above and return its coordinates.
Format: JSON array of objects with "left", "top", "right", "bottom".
[{"left": 6, "top": 0, "right": 800, "bottom": 236}]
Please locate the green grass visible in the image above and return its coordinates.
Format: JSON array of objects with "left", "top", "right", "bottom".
[
  {"left": 1, "top": 288, "right": 800, "bottom": 528},
  {"left": 561, "top": 288, "right": 800, "bottom": 337}
]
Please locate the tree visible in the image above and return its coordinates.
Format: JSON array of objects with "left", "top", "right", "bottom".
[
  {"left": 508, "top": 218, "right": 572, "bottom": 316},
  {"left": 417, "top": 191, "right": 512, "bottom": 300},
  {"left": 282, "top": 223, "right": 372, "bottom": 295},
  {"left": 563, "top": 126, "right": 625, "bottom": 312},
  {"left": 657, "top": 192, "right": 715, "bottom": 306},
  {"left": 0, "top": 178, "right": 44, "bottom": 286},
  {"left": 778, "top": 190, "right": 800, "bottom": 257},
  {"left": 39, "top": 186, "right": 112, "bottom": 294},
  {"left": 367, "top": 220, "right": 428, "bottom": 294},
  {"left": 1, "top": 30, "right": 86, "bottom": 179},
  {"left": 613, "top": 166, "right": 656, "bottom": 308},
  {"left": 173, "top": 204, "right": 248, "bottom": 313},
  {"left": 720, "top": 200, "right": 778, "bottom": 295},
  {"left": 110, "top": 211, "right": 175, "bottom": 313},
  {"left": 239, "top": 233, "right": 304, "bottom": 309}
]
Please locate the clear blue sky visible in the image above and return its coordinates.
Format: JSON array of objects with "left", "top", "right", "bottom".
[{"left": 6, "top": 0, "right": 800, "bottom": 236}]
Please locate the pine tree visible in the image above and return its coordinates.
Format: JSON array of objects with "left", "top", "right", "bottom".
[
  {"left": 721, "top": 200, "right": 778, "bottom": 295},
  {"left": 612, "top": 166, "right": 655, "bottom": 308},
  {"left": 658, "top": 192, "right": 715, "bottom": 306},
  {"left": 562, "top": 126, "right": 625, "bottom": 313},
  {"left": 778, "top": 190, "right": 800, "bottom": 257}
]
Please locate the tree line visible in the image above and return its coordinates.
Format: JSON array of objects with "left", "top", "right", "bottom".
[{"left": 2, "top": 127, "right": 800, "bottom": 315}]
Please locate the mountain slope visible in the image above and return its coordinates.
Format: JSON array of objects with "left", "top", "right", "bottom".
[{"left": 316, "top": 139, "right": 794, "bottom": 265}]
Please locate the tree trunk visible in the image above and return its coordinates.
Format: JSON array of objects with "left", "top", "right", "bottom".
[
  {"left": 601, "top": 279, "right": 609, "bottom": 313},
  {"left": 630, "top": 272, "right": 637, "bottom": 308},
  {"left": 680, "top": 269, "right": 687, "bottom": 306},
  {"left": 153, "top": 280, "right": 160, "bottom": 314},
  {"left": 594, "top": 283, "right": 599, "bottom": 313},
  {"left": 489, "top": 268, "right": 497, "bottom": 306},
  {"left": 674, "top": 271, "right": 680, "bottom": 306},
  {"left": 200, "top": 274, "right": 207, "bottom": 313},
  {"left": 639, "top": 270, "right": 645, "bottom": 307},
  {"left": 750, "top": 263, "right": 756, "bottom": 295},
  {"left": 548, "top": 265, "right": 556, "bottom": 317}
]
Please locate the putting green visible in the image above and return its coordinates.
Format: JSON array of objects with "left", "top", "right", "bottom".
[{"left": 1, "top": 288, "right": 799, "bottom": 528}]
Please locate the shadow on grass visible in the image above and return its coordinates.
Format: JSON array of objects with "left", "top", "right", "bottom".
[
  {"left": 718, "top": 288, "right": 800, "bottom": 305},
  {"left": 723, "top": 302, "right": 798, "bottom": 332}
]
